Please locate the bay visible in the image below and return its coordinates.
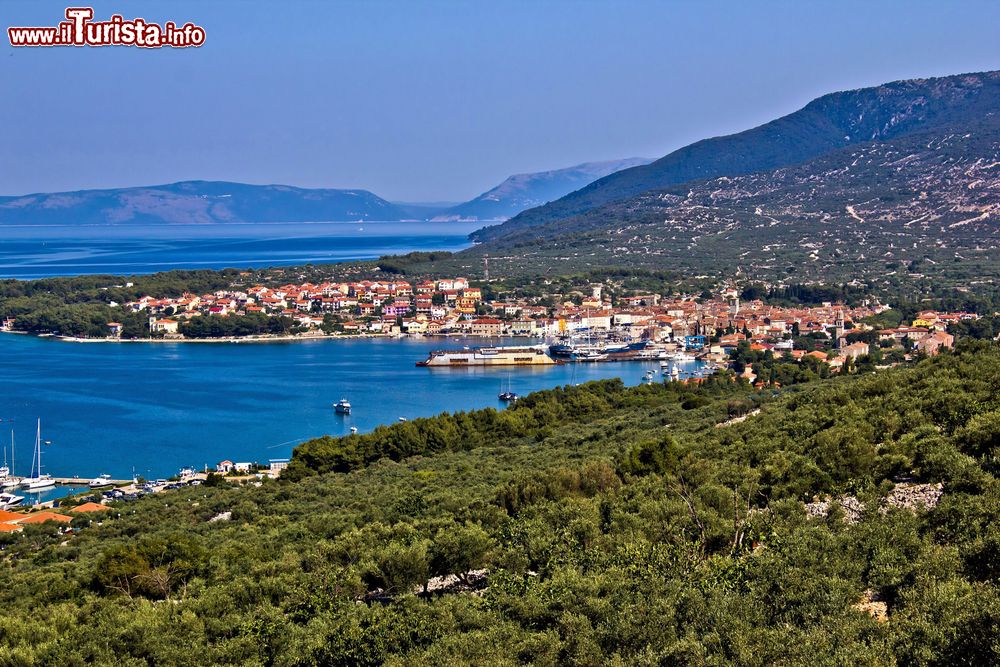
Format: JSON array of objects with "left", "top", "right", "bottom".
[{"left": 1, "top": 333, "right": 701, "bottom": 493}]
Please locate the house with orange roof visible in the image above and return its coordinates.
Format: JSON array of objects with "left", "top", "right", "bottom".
[
  {"left": 69, "top": 502, "right": 108, "bottom": 514},
  {"left": 17, "top": 511, "right": 72, "bottom": 525},
  {"left": 0, "top": 508, "right": 24, "bottom": 524}
]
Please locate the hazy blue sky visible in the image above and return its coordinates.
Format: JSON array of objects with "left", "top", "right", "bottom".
[{"left": 2, "top": 0, "right": 999, "bottom": 201}]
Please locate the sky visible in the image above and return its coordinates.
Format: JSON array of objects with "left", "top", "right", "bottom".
[{"left": 2, "top": 0, "right": 999, "bottom": 202}]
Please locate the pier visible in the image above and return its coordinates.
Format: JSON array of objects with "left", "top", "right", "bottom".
[
  {"left": 49, "top": 476, "right": 132, "bottom": 486},
  {"left": 3, "top": 476, "right": 133, "bottom": 488}
]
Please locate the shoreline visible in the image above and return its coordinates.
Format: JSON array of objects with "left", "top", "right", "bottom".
[{"left": 1, "top": 330, "right": 540, "bottom": 345}]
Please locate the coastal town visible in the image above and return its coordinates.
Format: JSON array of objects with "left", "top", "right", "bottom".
[{"left": 107, "top": 276, "right": 975, "bottom": 365}]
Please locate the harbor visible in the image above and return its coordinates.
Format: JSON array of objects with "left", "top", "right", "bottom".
[{"left": 1, "top": 333, "right": 708, "bottom": 482}]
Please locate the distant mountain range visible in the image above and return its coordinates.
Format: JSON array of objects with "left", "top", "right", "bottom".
[
  {"left": 0, "top": 159, "right": 648, "bottom": 226},
  {"left": 472, "top": 70, "right": 1000, "bottom": 244},
  {"left": 432, "top": 158, "right": 652, "bottom": 221}
]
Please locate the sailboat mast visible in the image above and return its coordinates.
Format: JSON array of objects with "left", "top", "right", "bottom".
[{"left": 36, "top": 419, "right": 41, "bottom": 478}]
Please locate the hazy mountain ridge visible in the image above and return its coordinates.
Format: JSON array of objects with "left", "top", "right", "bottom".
[
  {"left": 0, "top": 181, "right": 413, "bottom": 225},
  {"left": 0, "top": 157, "right": 650, "bottom": 225},
  {"left": 473, "top": 70, "right": 1000, "bottom": 242},
  {"left": 436, "top": 157, "right": 652, "bottom": 221}
]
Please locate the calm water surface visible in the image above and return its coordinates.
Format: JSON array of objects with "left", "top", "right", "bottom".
[
  {"left": 0, "top": 222, "right": 482, "bottom": 279},
  {"left": 1, "top": 334, "right": 700, "bottom": 490}
]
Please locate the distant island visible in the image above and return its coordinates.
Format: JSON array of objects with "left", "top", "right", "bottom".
[{"left": 0, "top": 158, "right": 648, "bottom": 227}]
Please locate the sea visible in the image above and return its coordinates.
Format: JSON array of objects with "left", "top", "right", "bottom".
[
  {"left": 0, "top": 222, "right": 697, "bottom": 505},
  {"left": 0, "top": 221, "right": 484, "bottom": 279}
]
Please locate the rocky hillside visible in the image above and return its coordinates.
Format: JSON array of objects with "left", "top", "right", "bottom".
[
  {"left": 0, "top": 181, "right": 411, "bottom": 225},
  {"left": 473, "top": 70, "right": 1000, "bottom": 242},
  {"left": 468, "top": 119, "right": 1000, "bottom": 289}
]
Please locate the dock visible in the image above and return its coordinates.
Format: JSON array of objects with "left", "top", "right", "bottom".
[{"left": 50, "top": 476, "right": 132, "bottom": 486}]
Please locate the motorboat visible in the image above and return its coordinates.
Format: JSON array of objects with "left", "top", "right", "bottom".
[
  {"left": 0, "top": 492, "right": 24, "bottom": 508},
  {"left": 334, "top": 398, "right": 352, "bottom": 414},
  {"left": 89, "top": 474, "right": 114, "bottom": 489}
]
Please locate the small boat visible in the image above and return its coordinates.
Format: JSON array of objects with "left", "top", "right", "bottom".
[
  {"left": 398, "top": 417, "right": 407, "bottom": 422},
  {"left": 498, "top": 375, "right": 519, "bottom": 402},
  {"left": 333, "top": 399, "right": 352, "bottom": 414},
  {"left": 0, "top": 492, "right": 24, "bottom": 508},
  {"left": 349, "top": 426, "right": 358, "bottom": 434},
  {"left": 20, "top": 419, "right": 55, "bottom": 491},
  {"left": 89, "top": 474, "right": 114, "bottom": 489}
]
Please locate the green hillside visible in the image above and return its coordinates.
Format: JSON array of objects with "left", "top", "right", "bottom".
[{"left": 3, "top": 343, "right": 1000, "bottom": 664}]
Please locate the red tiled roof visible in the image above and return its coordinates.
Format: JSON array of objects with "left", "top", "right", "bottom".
[
  {"left": 69, "top": 502, "right": 107, "bottom": 513},
  {"left": 0, "top": 509, "right": 24, "bottom": 523},
  {"left": 17, "top": 511, "right": 72, "bottom": 524}
]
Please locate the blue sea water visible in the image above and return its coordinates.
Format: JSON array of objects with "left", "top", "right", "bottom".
[
  {"left": 0, "top": 221, "right": 699, "bottom": 506},
  {"left": 0, "top": 333, "right": 698, "bottom": 492},
  {"left": 0, "top": 222, "right": 484, "bottom": 279}
]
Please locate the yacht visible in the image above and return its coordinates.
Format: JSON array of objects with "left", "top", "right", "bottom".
[
  {"left": 20, "top": 419, "right": 54, "bottom": 491},
  {"left": 333, "top": 398, "right": 352, "bottom": 414},
  {"left": 0, "top": 492, "right": 24, "bottom": 508},
  {"left": 89, "top": 474, "right": 114, "bottom": 489},
  {"left": 1, "top": 431, "right": 17, "bottom": 489}
]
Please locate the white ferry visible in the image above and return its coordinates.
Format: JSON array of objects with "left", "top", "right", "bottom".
[{"left": 417, "top": 345, "right": 557, "bottom": 367}]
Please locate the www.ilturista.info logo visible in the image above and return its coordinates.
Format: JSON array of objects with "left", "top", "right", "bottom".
[{"left": 8, "top": 7, "right": 206, "bottom": 48}]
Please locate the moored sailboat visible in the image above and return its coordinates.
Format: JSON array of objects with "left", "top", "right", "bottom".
[{"left": 20, "top": 419, "right": 54, "bottom": 491}]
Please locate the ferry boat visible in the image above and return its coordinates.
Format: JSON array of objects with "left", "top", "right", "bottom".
[
  {"left": 417, "top": 345, "right": 556, "bottom": 367},
  {"left": 334, "top": 398, "right": 352, "bottom": 414},
  {"left": 20, "top": 420, "right": 55, "bottom": 492},
  {"left": 89, "top": 474, "right": 114, "bottom": 489}
]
